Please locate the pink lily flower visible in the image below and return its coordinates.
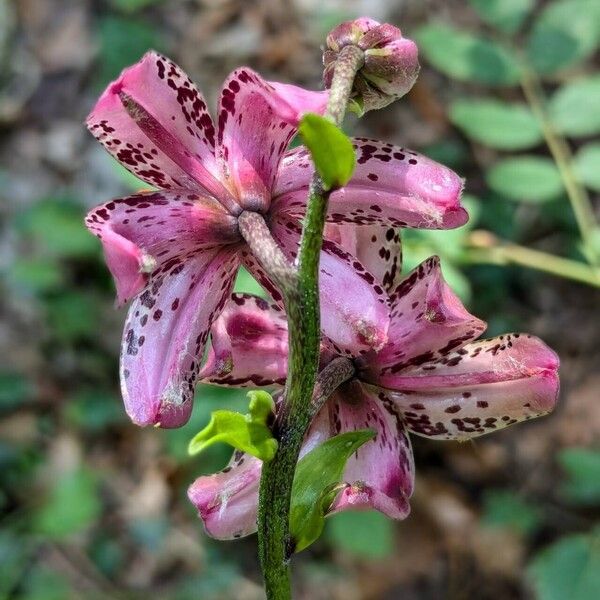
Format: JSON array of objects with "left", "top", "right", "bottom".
[
  {"left": 85, "top": 53, "right": 467, "bottom": 428},
  {"left": 189, "top": 232, "right": 559, "bottom": 539}
]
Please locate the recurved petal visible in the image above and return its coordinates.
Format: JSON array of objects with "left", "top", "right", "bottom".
[
  {"left": 85, "top": 191, "right": 239, "bottom": 305},
  {"left": 325, "top": 223, "right": 403, "bottom": 293},
  {"left": 217, "top": 68, "right": 328, "bottom": 212},
  {"left": 188, "top": 452, "right": 260, "bottom": 539},
  {"left": 273, "top": 140, "right": 467, "bottom": 229},
  {"left": 200, "top": 293, "right": 288, "bottom": 387},
  {"left": 121, "top": 247, "right": 239, "bottom": 428},
  {"left": 362, "top": 256, "right": 486, "bottom": 385},
  {"left": 310, "top": 381, "right": 414, "bottom": 519},
  {"left": 270, "top": 216, "right": 390, "bottom": 355},
  {"left": 87, "top": 52, "right": 237, "bottom": 208},
  {"left": 378, "top": 333, "right": 559, "bottom": 440}
]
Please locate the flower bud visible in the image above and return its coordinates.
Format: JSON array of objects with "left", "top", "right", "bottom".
[{"left": 323, "top": 18, "right": 420, "bottom": 114}]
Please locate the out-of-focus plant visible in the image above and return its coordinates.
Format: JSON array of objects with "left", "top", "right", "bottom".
[{"left": 412, "top": 0, "right": 600, "bottom": 288}]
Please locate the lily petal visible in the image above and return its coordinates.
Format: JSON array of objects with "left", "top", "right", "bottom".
[
  {"left": 121, "top": 247, "right": 239, "bottom": 428},
  {"left": 217, "top": 69, "right": 328, "bottom": 212},
  {"left": 85, "top": 191, "right": 239, "bottom": 305},
  {"left": 270, "top": 216, "right": 390, "bottom": 354},
  {"left": 273, "top": 140, "right": 467, "bottom": 229},
  {"left": 87, "top": 51, "right": 237, "bottom": 209},
  {"left": 188, "top": 452, "right": 261, "bottom": 539},
  {"left": 325, "top": 223, "right": 403, "bottom": 292},
  {"left": 362, "top": 257, "right": 486, "bottom": 384},
  {"left": 379, "top": 334, "right": 559, "bottom": 440},
  {"left": 200, "top": 293, "right": 288, "bottom": 387},
  {"left": 312, "top": 381, "right": 414, "bottom": 519}
]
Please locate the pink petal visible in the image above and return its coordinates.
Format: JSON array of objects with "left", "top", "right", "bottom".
[
  {"left": 121, "top": 247, "right": 239, "bottom": 428},
  {"left": 188, "top": 452, "right": 261, "bottom": 539},
  {"left": 200, "top": 293, "right": 288, "bottom": 387},
  {"left": 217, "top": 68, "right": 328, "bottom": 212},
  {"left": 361, "top": 256, "right": 486, "bottom": 385},
  {"left": 272, "top": 140, "right": 468, "bottom": 229},
  {"left": 378, "top": 334, "right": 559, "bottom": 440},
  {"left": 325, "top": 223, "right": 403, "bottom": 293},
  {"left": 87, "top": 52, "right": 237, "bottom": 210},
  {"left": 270, "top": 216, "right": 390, "bottom": 354},
  {"left": 85, "top": 191, "right": 239, "bottom": 305},
  {"left": 308, "top": 381, "right": 414, "bottom": 519}
]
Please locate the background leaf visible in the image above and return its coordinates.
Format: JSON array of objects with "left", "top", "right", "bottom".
[
  {"left": 481, "top": 490, "right": 542, "bottom": 535},
  {"left": 468, "top": 0, "right": 535, "bottom": 34},
  {"left": 449, "top": 99, "right": 542, "bottom": 150},
  {"left": 416, "top": 23, "right": 521, "bottom": 85},
  {"left": 549, "top": 76, "right": 600, "bottom": 137},
  {"left": 558, "top": 448, "right": 600, "bottom": 505},
  {"left": 526, "top": 0, "right": 600, "bottom": 74},
  {"left": 486, "top": 156, "right": 564, "bottom": 202},
  {"left": 573, "top": 143, "right": 600, "bottom": 192}
]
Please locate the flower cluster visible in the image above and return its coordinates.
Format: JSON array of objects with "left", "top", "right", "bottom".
[{"left": 85, "top": 18, "right": 559, "bottom": 543}]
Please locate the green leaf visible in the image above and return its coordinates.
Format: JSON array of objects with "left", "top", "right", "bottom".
[
  {"left": 415, "top": 23, "right": 521, "bottom": 86},
  {"left": 449, "top": 99, "right": 542, "bottom": 150},
  {"left": 326, "top": 510, "right": 394, "bottom": 559},
  {"left": 234, "top": 266, "right": 267, "bottom": 297},
  {"left": 289, "top": 429, "right": 375, "bottom": 552},
  {"left": 7, "top": 259, "right": 64, "bottom": 295},
  {"left": 528, "top": 527, "right": 600, "bottom": 600},
  {"left": 526, "top": 0, "right": 600, "bottom": 74},
  {"left": 0, "top": 372, "right": 31, "bottom": 411},
  {"left": 486, "top": 156, "right": 564, "bottom": 202},
  {"left": 549, "top": 76, "right": 600, "bottom": 137},
  {"left": 109, "top": 0, "right": 163, "bottom": 13},
  {"left": 558, "top": 448, "right": 600, "bottom": 505},
  {"left": 188, "top": 390, "right": 278, "bottom": 461},
  {"left": 481, "top": 489, "right": 542, "bottom": 535},
  {"left": 35, "top": 468, "right": 101, "bottom": 539},
  {"left": 469, "top": 0, "right": 534, "bottom": 34},
  {"left": 573, "top": 143, "right": 600, "bottom": 192},
  {"left": 298, "top": 113, "right": 356, "bottom": 190}
]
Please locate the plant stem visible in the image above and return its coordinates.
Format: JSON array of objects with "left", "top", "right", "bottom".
[
  {"left": 257, "top": 44, "right": 364, "bottom": 600},
  {"left": 519, "top": 64, "right": 600, "bottom": 267},
  {"left": 466, "top": 231, "right": 600, "bottom": 287}
]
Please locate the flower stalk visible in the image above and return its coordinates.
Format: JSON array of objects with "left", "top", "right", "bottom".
[{"left": 256, "top": 45, "right": 364, "bottom": 600}]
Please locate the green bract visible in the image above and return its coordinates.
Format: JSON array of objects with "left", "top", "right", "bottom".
[
  {"left": 299, "top": 113, "right": 356, "bottom": 191},
  {"left": 486, "top": 156, "right": 563, "bottom": 202},
  {"left": 449, "top": 99, "right": 542, "bottom": 150},
  {"left": 289, "top": 429, "right": 375, "bottom": 552},
  {"left": 415, "top": 23, "right": 521, "bottom": 86},
  {"left": 188, "top": 390, "right": 278, "bottom": 462}
]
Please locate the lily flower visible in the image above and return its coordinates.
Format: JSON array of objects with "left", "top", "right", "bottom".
[
  {"left": 86, "top": 53, "right": 467, "bottom": 428},
  {"left": 189, "top": 237, "right": 559, "bottom": 538}
]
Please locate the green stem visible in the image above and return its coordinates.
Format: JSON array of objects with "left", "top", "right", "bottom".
[
  {"left": 519, "top": 63, "right": 600, "bottom": 267},
  {"left": 257, "top": 44, "right": 364, "bottom": 600}
]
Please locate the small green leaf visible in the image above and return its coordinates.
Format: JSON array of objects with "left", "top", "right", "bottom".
[
  {"left": 469, "top": 0, "right": 535, "bottom": 34},
  {"left": 7, "top": 259, "right": 64, "bottom": 295},
  {"left": 486, "top": 156, "right": 564, "bottom": 202},
  {"left": 526, "top": 0, "right": 600, "bottom": 74},
  {"left": 573, "top": 143, "right": 600, "bottom": 192},
  {"left": 558, "top": 448, "right": 600, "bottom": 505},
  {"left": 527, "top": 527, "right": 600, "bottom": 600},
  {"left": 549, "top": 76, "right": 600, "bottom": 137},
  {"left": 481, "top": 490, "right": 542, "bottom": 536},
  {"left": 298, "top": 113, "right": 356, "bottom": 190},
  {"left": 289, "top": 429, "right": 375, "bottom": 552},
  {"left": 449, "top": 99, "right": 542, "bottom": 150},
  {"left": 188, "top": 390, "right": 278, "bottom": 461},
  {"left": 415, "top": 23, "right": 521, "bottom": 86},
  {"left": 0, "top": 372, "right": 31, "bottom": 411}
]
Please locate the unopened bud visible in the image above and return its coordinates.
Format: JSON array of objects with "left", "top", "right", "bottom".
[{"left": 323, "top": 18, "right": 419, "bottom": 114}]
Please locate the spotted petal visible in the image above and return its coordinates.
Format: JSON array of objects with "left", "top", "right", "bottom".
[
  {"left": 200, "top": 293, "right": 288, "bottom": 387},
  {"left": 310, "top": 381, "right": 414, "bottom": 519},
  {"left": 85, "top": 191, "right": 239, "bottom": 305},
  {"left": 217, "top": 69, "right": 328, "bottom": 212},
  {"left": 121, "top": 247, "right": 239, "bottom": 428},
  {"left": 187, "top": 452, "right": 261, "bottom": 539},
  {"left": 379, "top": 334, "right": 559, "bottom": 440},
  {"left": 268, "top": 215, "right": 390, "bottom": 355},
  {"left": 273, "top": 140, "right": 467, "bottom": 229},
  {"left": 87, "top": 51, "right": 237, "bottom": 210},
  {"left": 360, "top": 257, "right": 486, "bottom": 384}
]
